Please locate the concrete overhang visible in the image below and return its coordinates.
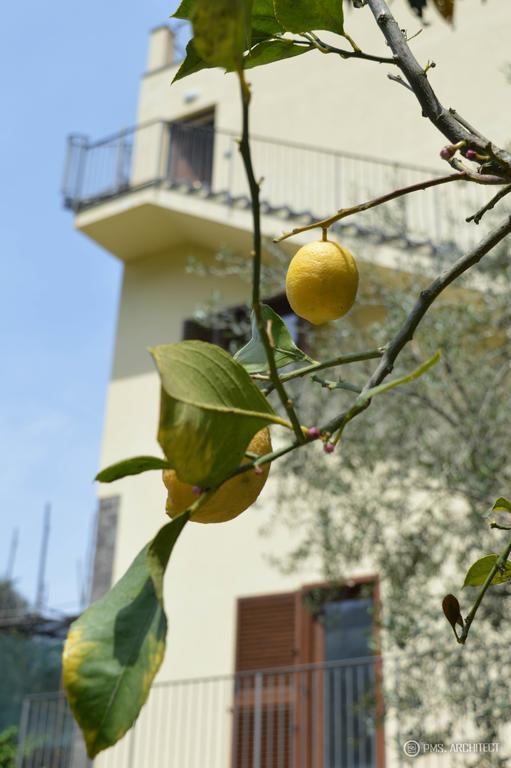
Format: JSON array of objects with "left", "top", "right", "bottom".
[{"left": 74, "top": 187, "right": 298, "bottom": 261}]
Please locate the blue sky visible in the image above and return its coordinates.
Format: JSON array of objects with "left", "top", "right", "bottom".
[{"left": 0, "top": 0, "right": 180, "bottom": 613}]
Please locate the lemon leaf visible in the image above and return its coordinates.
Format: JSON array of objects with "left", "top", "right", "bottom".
[
  {"left": 172, "top": 39, "right": 214, "bottom": 84},
  {"left": 63, "top": 516, "right": 188, "bottom": 758},
  {"left": 172, "top": 0, "right": 195, "bottom": 19},
  {"left": 150, "top": 341, "right": 281, "bottom": 487},
  {"left": 95, "top": 456, "right": 171, "bottom": 483},
  {"left": 491, "top": 497, "right": 511, "bottom": 516},
  {"left": 245, "top": 39, "right": 311, "bottom": 69},
  {"left": 274, "top": 0, "right": 344, "bottom": 35},
  {"left": 234, "top": 304, "right": 311, "bottom": 372},
  {"left": 191, "top": 0, "right": 253, "bottom": 72},
  {"left": 463, "top": 554, "right": 511, "bottom": 588},
  {"left": 251, "top": 0, "right": 283, "bottom": 41}
]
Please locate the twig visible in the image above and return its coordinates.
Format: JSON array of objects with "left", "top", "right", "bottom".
[
  {"left": 238, "top": 74, "right": 305, "bottom": 444},
  {"left": 387, "top": 73, "right": 413, "bottom": 92},
  {"left": 322, "top": 216, "right": 511, "bottom": 437},
  {"left": 365, "top": 0, "right": 511, "bottom": 173},
  {"left": 275, "top": 171, "right": 504, "bottom": 243},
  {"left": 252, "top": 348, "right": 384, "bottom": 383},
  {"left": 301, "top": 33, "right": 397, "bottom": 65},
  {"left": 467, "top": 184, "right": 511, "bottom": 225},
  {"left": 311, "top": 375, "right": 362, "bottom": 393},
  {"left": 448, "top": 108, "right": 490, "bottom": 144},
  {"left": 457, "top": 533, "right": 511, "bottom": 645}
]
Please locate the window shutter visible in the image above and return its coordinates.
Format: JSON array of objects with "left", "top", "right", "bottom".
[{"left": 235, "top": 593, "right": 297, "bottom": 673}]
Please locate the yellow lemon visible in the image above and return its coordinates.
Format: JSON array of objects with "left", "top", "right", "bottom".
[
  {"left": 285, "top": 240, "right": 359, "bottom": 325},
  {"left": 162, "top": 428, "right": 272, "bottom": 524}
]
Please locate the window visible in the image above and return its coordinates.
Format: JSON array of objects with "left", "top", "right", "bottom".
[
  {"left": 182, "top": 293, "right": 305, "bottom": 356},
  {"left": 232, "top": 580, "right": 384, "bottom": 768},
  {"left": 168, "top": 108, "right": 215, "bottom": 189}
]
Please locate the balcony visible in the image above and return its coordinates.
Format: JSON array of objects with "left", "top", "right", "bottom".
[
  {"left": 16, "top": 651, "right": 509, "bottom": 767},
  {"left": 62, "top": 120, "right": 492, "bottom": 261}
]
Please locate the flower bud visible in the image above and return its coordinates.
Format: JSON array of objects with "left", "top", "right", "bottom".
[
  {"left": 440, "top": 145, "right": 455, "bottom": 160},
  {"left": 307, "top": 426, "right": 321, "bottom": 439},
  {"left": 192, "top": 486, "right": 202, "bottom": 496},
  {"left": 323, "top": 442, "right": 335, "bottom": 454},
  {"left": 466, "top": 149, "right": 477, "bottom": 161}
]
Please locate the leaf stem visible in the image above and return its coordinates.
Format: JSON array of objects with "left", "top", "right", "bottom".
[
  {"left": 253, "top": 348, "right": 384, "bottom": 385},
  {"left": 458, "top": 534, "right": 511, "bottom": 645},
  {"left": 238, "top": 73, "right": 305, "bottom": 444}
]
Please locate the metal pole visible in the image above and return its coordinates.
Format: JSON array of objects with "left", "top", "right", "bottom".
[
  {"left": 5, "top": 527, "right": 19, "bottom": 581},
  {"left": 15, "top": 697, "right": 31, "bottom": 768},
  {"left": 35, "top": 504, "right": 51, "bottom": 612},
  {"left": 252, "top": 672, "right": 263, "bottom": 768}
]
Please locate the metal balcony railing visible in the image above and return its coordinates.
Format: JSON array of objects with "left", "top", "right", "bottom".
[
  {"left": 16, "top": 651, "right": 510, "bottom": 768},
  {"left": 62, "top": 120, "right": 495, "bottom": 257}
]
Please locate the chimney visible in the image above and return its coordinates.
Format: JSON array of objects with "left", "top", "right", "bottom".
[{"left": 146, "top": 25, "right": 175, "bottom": 73}]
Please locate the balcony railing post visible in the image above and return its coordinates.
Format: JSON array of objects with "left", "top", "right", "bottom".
[
  {"left": 15, "top": 697, "right": 30, "bottom": 768},
  {"left": 252, "top": 672, "right": 263, "bottom": 768},
  {"left": 116, "top": 130, "right": 127, "bottom": 191}
]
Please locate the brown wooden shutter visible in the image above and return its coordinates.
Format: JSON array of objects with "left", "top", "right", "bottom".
[{"left": 235, "top": 592, "right": 296, "bottom": 673}]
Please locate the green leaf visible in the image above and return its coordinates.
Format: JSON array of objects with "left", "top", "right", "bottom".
[
  {"left": 492, "top": 497, "right": 511, "bottom": 515},
  {"left": 150, "top": 340, "right": 283, "bottom": 487},
  {"left": 234, "top": 304, "right": 311, "bottom": 372},
  {"left": 172, "top": 0, "right": 195, "bottom": 19},
  {"left": 63, "top": 516, "right": 188, "bottom": 758},
  {"left": 251, "top": 0, "right": 283, "bottom": 41},
  {"left": 245, "top": 39, "right": 311, "bottom": 69},
  {"left": 172, "top": 39, "right": 214, "bottom": 84},
  {"left": 463, "top": 554, "right": 511, "bottom": 587},
  {"left": 191, "top": 0, "right": 253, "bottom": 71},
  {"left": 274, "top": 0, "right": 344, "bottom": 35},
  {"left": 95, "top": 456, "right": 171, "bottom": 483},
  {"left": 357, "top": 351, "right": 442, "bottom": 406}
]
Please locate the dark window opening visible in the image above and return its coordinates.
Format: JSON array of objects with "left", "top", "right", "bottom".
[
  {"left": 182, "top": 293, "right": 306, "bottom": 357},
  {"left": 168, "top": 108, "right": 215, "bottom": 189}
]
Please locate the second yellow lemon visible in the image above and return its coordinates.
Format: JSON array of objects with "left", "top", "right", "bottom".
[
  {"left": 163, "top": 428, "right": 272, "bottom": 524},
  {"left": 285, "top": 240, "right": 359, "bottom": 325}
]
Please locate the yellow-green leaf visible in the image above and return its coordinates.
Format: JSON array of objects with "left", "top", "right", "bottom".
[
  {"left": 95, "top": 456, "right": 170, "bottom": 483},
  {"left": 234, "top": 304, "right": 311, "bottom": 372},
  {"left": 274, "top": 0, "right": 344, "bottom": 35},
  {"left": 63, "top": 516, "right": 188, "bottom": 758},
  {"left": 192, "top": 0, "right": 253, "bottom": 71},
  {"left": 463, "top": 554, "right": 511, "bottom": 588},
  {"left": 150, "top": 340, "right": 283, "bottom": 487}
]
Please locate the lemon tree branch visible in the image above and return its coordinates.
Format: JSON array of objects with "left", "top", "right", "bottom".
[
  {"left": 238, "top": 74, "right": 305, "bottom": 444},
  {"left": 274, "top": 171, "right": 507, "bottom": 243},
  {"left": 365, "top": 0, "right": 511, "bottom": 173}
]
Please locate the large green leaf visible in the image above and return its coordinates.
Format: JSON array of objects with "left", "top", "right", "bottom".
[
  {"left": 463, "top": 554, "right": 511, "bottom": 588},
  {"left": 63, "top": 516, "right": 188, "bottom": 758},
  {"left": 234, "top": 304, "right": 311, "bottom": 372},
  {"left": 191, "top": 0, "right": 253, "bottom": 71},
  {"left": 96, "top": 456, "right": 170, "bottom": 483},
  {"left": 150, "top": 340, "right": 283, "bottom": 487},
  {"left": 252, "top": 0, "right": 283, "bottom": 41},
  {"left": 245, "top": 39, "right": 311, "bottom": 69},
  {"left": 172, "top": 39, "right": 214, "bottom": 84},
  {"left": 274, "top": 0, "right": 344, "bottom": 35}
]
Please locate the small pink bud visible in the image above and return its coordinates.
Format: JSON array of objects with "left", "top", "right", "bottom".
[
  {"left": 466, "top": 149, "right": 477, "bottom": 161},
  {"left": 254, "top": 466, "right": 264, "bottom": 475},
  {"left": 440, "top": 146, "right": 454, "bottom": 160},
  {"left": 307, "top": 426, "right": 321, "bottom": 439},
  {"left": 192, "top": 486, "right": 202, "bottom": 495},
  {"left": 323, "top": 442, "right": 335, "bottom": 454}
]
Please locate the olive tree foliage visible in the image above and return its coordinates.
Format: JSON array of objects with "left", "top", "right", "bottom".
[{"left": 61, "top": 0, "right": 511, "bottom": 758}]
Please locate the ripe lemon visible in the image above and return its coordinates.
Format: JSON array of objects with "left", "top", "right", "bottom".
[
  {"left": 162, "top": 428, "right": 272, "bottom": 524},
  {"left": 285, "top": 240, "right": 359, "bottom": 325}
]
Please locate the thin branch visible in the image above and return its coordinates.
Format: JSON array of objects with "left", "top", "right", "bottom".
[
  {"left": 323, "top": 216, "right": 511, "bottom": 436},
  {"left": 387, "top": 73, "right": 413, "bottom": 92},
  {"left": 457, "top": 533, "right": 511, "bottom": 645},
  {"left": 467, "top": 184, "right": 511, "bottom": 225},
  {"left": 302, "top": 33, "right": 397, "bottom": 65},
  {"left": 365, "top": 0, "right": 511, "bottom": 173},
  {"left": 252, "top": 348, "right": 384, "bottom": 383},
  {"left": 275, "top": 171, "right": 504, "bottom": 243},
  {"left": 238, "top": 74, "right": 305, "bottom": 444}
]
